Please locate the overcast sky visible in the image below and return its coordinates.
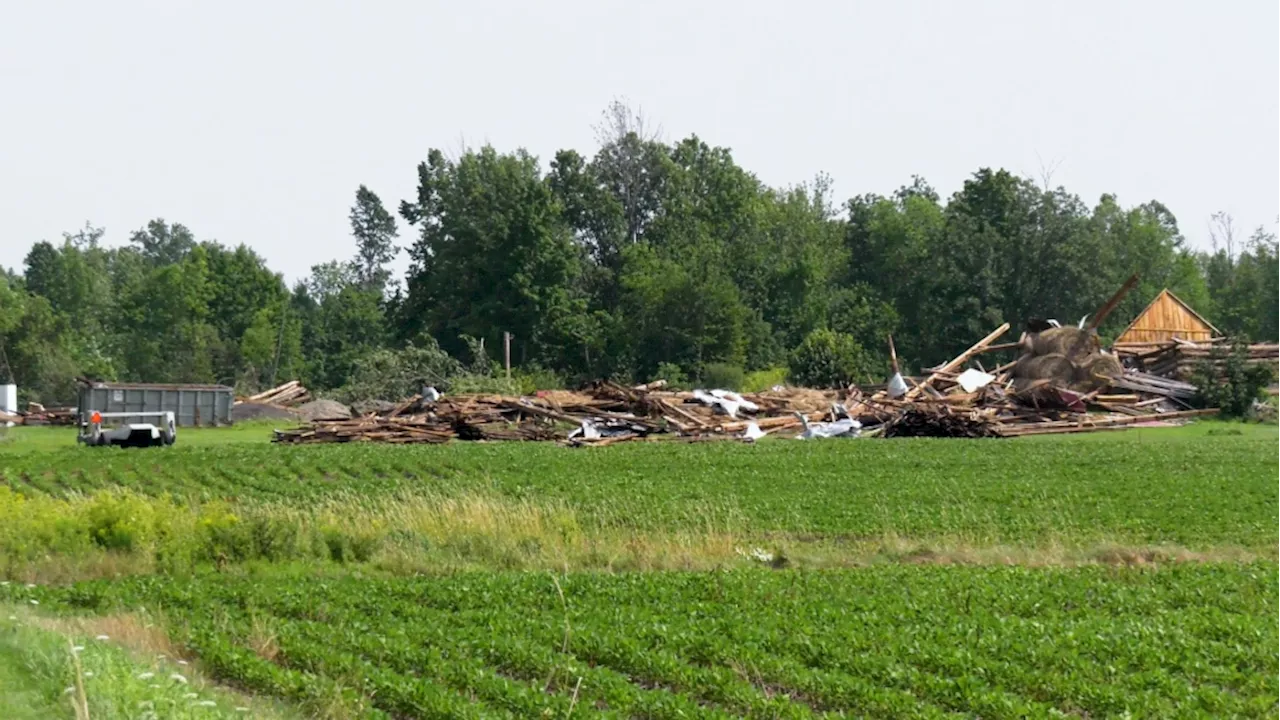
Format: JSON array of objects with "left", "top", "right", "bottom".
[{"left": 2, "top": 0, "right": 1276, "bottom": 282}]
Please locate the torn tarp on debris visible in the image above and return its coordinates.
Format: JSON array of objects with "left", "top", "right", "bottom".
[
  {"left": 692, "top": 389, "right": 760, "bottom": 418},
  {"left": 795, "top": 412, "right": 862, "bottom": 439}
]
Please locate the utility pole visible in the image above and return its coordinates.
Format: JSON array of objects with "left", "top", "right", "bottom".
[{"left": 503, "top": 332, "right": 512, "bottom": 379}]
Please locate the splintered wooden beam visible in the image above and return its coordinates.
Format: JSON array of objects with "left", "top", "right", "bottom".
[
  {"left": 1088, "top": 273, "right": 1140, "bottom": 331},
  {"left": 907, "top": 323, "right": 1010, "bottom": 400}
]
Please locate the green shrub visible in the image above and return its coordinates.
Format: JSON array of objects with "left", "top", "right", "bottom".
[
  {"left": 743, "top": 367, "right": 788, "bottom": 393},
  {"left": 447, "top": 373, "right": 522, "bottom": 396},
  {"left": 516, "top": 366, "right": 564, "bottom": 394},
  {"left": 788, "top": 328, "right": 874, "bottom": 388},
  {"left": 1192, "top": 340, "right": 1277, "bottom": 420},
  {"left": 335, "top": 338, "right": 462, "bottom": 402},
  {"left": 200, "top": 503, "right": 254, "bottom": 563},
  {"left": 699, "top": 362, "right": 745, "bottom": 391},
  {"left": 651, "top": 362, "right": 688, "bottom": 390},
  {"left": 85, "top": 493, "right": 156, "bottom": 552}
]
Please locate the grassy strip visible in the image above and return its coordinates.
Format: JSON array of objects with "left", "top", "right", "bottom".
[
  {"left": 0, "top": 605, "right": 300, "bottom": 719},
  {"left": 0, "top": 487, "right": 1272, "bottom": 583}
]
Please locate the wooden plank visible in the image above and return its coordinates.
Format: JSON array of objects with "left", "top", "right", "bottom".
[{"left": 907, "top": 323, "right": 1010, "bottom": 400}]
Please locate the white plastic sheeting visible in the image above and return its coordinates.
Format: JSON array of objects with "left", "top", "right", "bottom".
[
  {"left": 887, "top": 372, "right": 909, "bottom": 398},
  {"left": 692, "top": 389, "right": 760, "bottom": 419},
  {"left": 795, "top": 411, "right": 862, "bottom": 439}
]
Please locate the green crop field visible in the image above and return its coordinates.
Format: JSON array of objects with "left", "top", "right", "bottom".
[
  {"left": 4, "top": 564, "right": 1276, "bottom": 718},
  {"left": 1, "top": 422, "right": 1276, "bottom": 717}
]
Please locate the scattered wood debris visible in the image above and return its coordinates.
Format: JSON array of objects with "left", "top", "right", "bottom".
[
  {"left": 1114, "top": 339, "right": 1279, "bottom": 382},
  {"left": 0, "top": 402, "right": 77, "bottom": 426},
  {"left": 272, "top": 331, "right": 1224, "bottom": 445},
  {"left": 237, "top": 380, "right": 311, "bottom": 408}
]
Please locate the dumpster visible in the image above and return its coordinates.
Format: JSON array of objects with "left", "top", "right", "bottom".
[{"left": 77, "top": 382, "right": 234, "bottom": 427}]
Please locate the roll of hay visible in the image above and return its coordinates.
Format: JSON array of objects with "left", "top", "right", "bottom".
[
  {"left": 1013, "top": 353, "right": 1076, "bottom": 383},
  {"left": 1028, "top": 327, "right": 1099, "bottom": 361},
  {"left": 1074, "top": 352, "right": 1124, "bottom": 391}
]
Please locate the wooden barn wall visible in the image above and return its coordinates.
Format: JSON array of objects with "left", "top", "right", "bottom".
[{"left": 1116, "top": 292, "right": 1215, "bottom": 344}]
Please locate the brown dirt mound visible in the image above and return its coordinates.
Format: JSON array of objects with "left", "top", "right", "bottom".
[
  {"left": 295, "top": 399, "right": 352, "bottom": 421},
  {"left": 231, "top": 402, "right": 300, "bottom": 422}
]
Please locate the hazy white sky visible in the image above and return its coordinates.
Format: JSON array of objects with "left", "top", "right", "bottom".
[{"left": 2, "top": 0, "right": 1276, "bottom": 282}]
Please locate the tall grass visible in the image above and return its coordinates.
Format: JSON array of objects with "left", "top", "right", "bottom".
[
  {"left": 1, "top": 486, "right": 1271, "bottom": 583},
  {"left": 0, "top": 607, "right": 299, "bottom": 719}
]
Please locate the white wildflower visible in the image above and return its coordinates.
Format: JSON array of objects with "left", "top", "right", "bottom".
[
  {"left": 84, "top": 671, "right": 94, "bottom": 678},
  {"left": 64, "top": 686, "right": 76, "bottom": 695},
  {"left": 197, "top": 700, "right": 217, "bottom": 707},
  {"left": 7, "top": 616, "right": 15, "bottom": 621},
  {"left": 72, "top": 645, "right": 85, "bottom": 653},
  {"left": 137, "top": 671, "right": 155, "bottom": 680},
  {"left": 177, "top": 659, "right": 189, "bottom": 666},
  {"left": 183, "top": 692, "right": 198, "bottom": 699},
  {"left": 170, "top": 672, "right": 188, "bottom": 684},
  {"left": 28, "top": 599, "right": 38, "bottom": 605},
  {"left": 149, "top": 683, "right": 161, "bottom": 689},
  {"left": 95, "top": 634, "right": 109, "bottom": 641},
  {"left": 0, "top": 581, "right": 8, "bottom": 586}
]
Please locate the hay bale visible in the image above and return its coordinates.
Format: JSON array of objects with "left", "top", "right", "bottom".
[
  {"left": 1028, "top": 327, "right": 1099, "bottom": 361},
  {"left": 1074, "top": 352, "right": 1124, "bottom": 391},
  {"left": 1013, "top": 353, "right": 1075, "bottom": 382}
]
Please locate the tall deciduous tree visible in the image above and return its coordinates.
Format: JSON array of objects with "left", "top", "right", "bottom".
[
  {"left": 349, "top": 185, "right": 399, "bottom": 295},
  {"left": 400, "top": 146, "right": 588, "bottom": 369}
]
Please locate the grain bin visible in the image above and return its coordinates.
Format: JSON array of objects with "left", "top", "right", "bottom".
[{"left": 77, "top": 381, "right": 234, "bottom": 427}]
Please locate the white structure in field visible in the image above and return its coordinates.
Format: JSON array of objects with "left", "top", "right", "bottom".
[{"left": 1, "top": 384, "right": 15, "bottom": 427}]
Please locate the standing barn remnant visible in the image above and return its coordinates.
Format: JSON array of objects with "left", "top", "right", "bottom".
[{"left": 1115, "top": 289, "right": 1219, "bottom": 344}]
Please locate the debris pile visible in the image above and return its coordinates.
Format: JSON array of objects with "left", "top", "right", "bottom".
[
  {"left": 272, "top": 324, "right": 1221, "bottom": 445},
  {"left": 19, "top": 402, "right": 78, "bottom": 426},
  {"left": 0, "top": 402, "right": 78, "bottom": 427},
  {"left": 1114, "top": 339, "right": 1279, "bottom": 382}
]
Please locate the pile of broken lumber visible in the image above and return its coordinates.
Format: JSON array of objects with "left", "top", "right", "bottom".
[
  {"left": 1114, "top": 339, "right": 1279, "bottom": 382},
  {"left": 238, "top": 381, "right": 311, "bottom": 408},
  {"left": 272, "top": 336, "right": 1219, "bottom": 444},
  {"left": 836, "top": 322, "right": 1221, "bottom": 437},
  {"left": 273, "top": 382, "right": 838, "bottom": 446},
  {"left": 1, "top": 402, "right": 78, "bottom": 426}
]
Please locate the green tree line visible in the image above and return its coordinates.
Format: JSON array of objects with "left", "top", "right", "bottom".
[{"left": 2, "top": 103, "right": 1276, "bottom": 403}]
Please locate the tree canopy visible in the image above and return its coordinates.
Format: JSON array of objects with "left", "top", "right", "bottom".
[{"left": 2, "top": 105, "right": 1274, "bottom": 403}]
